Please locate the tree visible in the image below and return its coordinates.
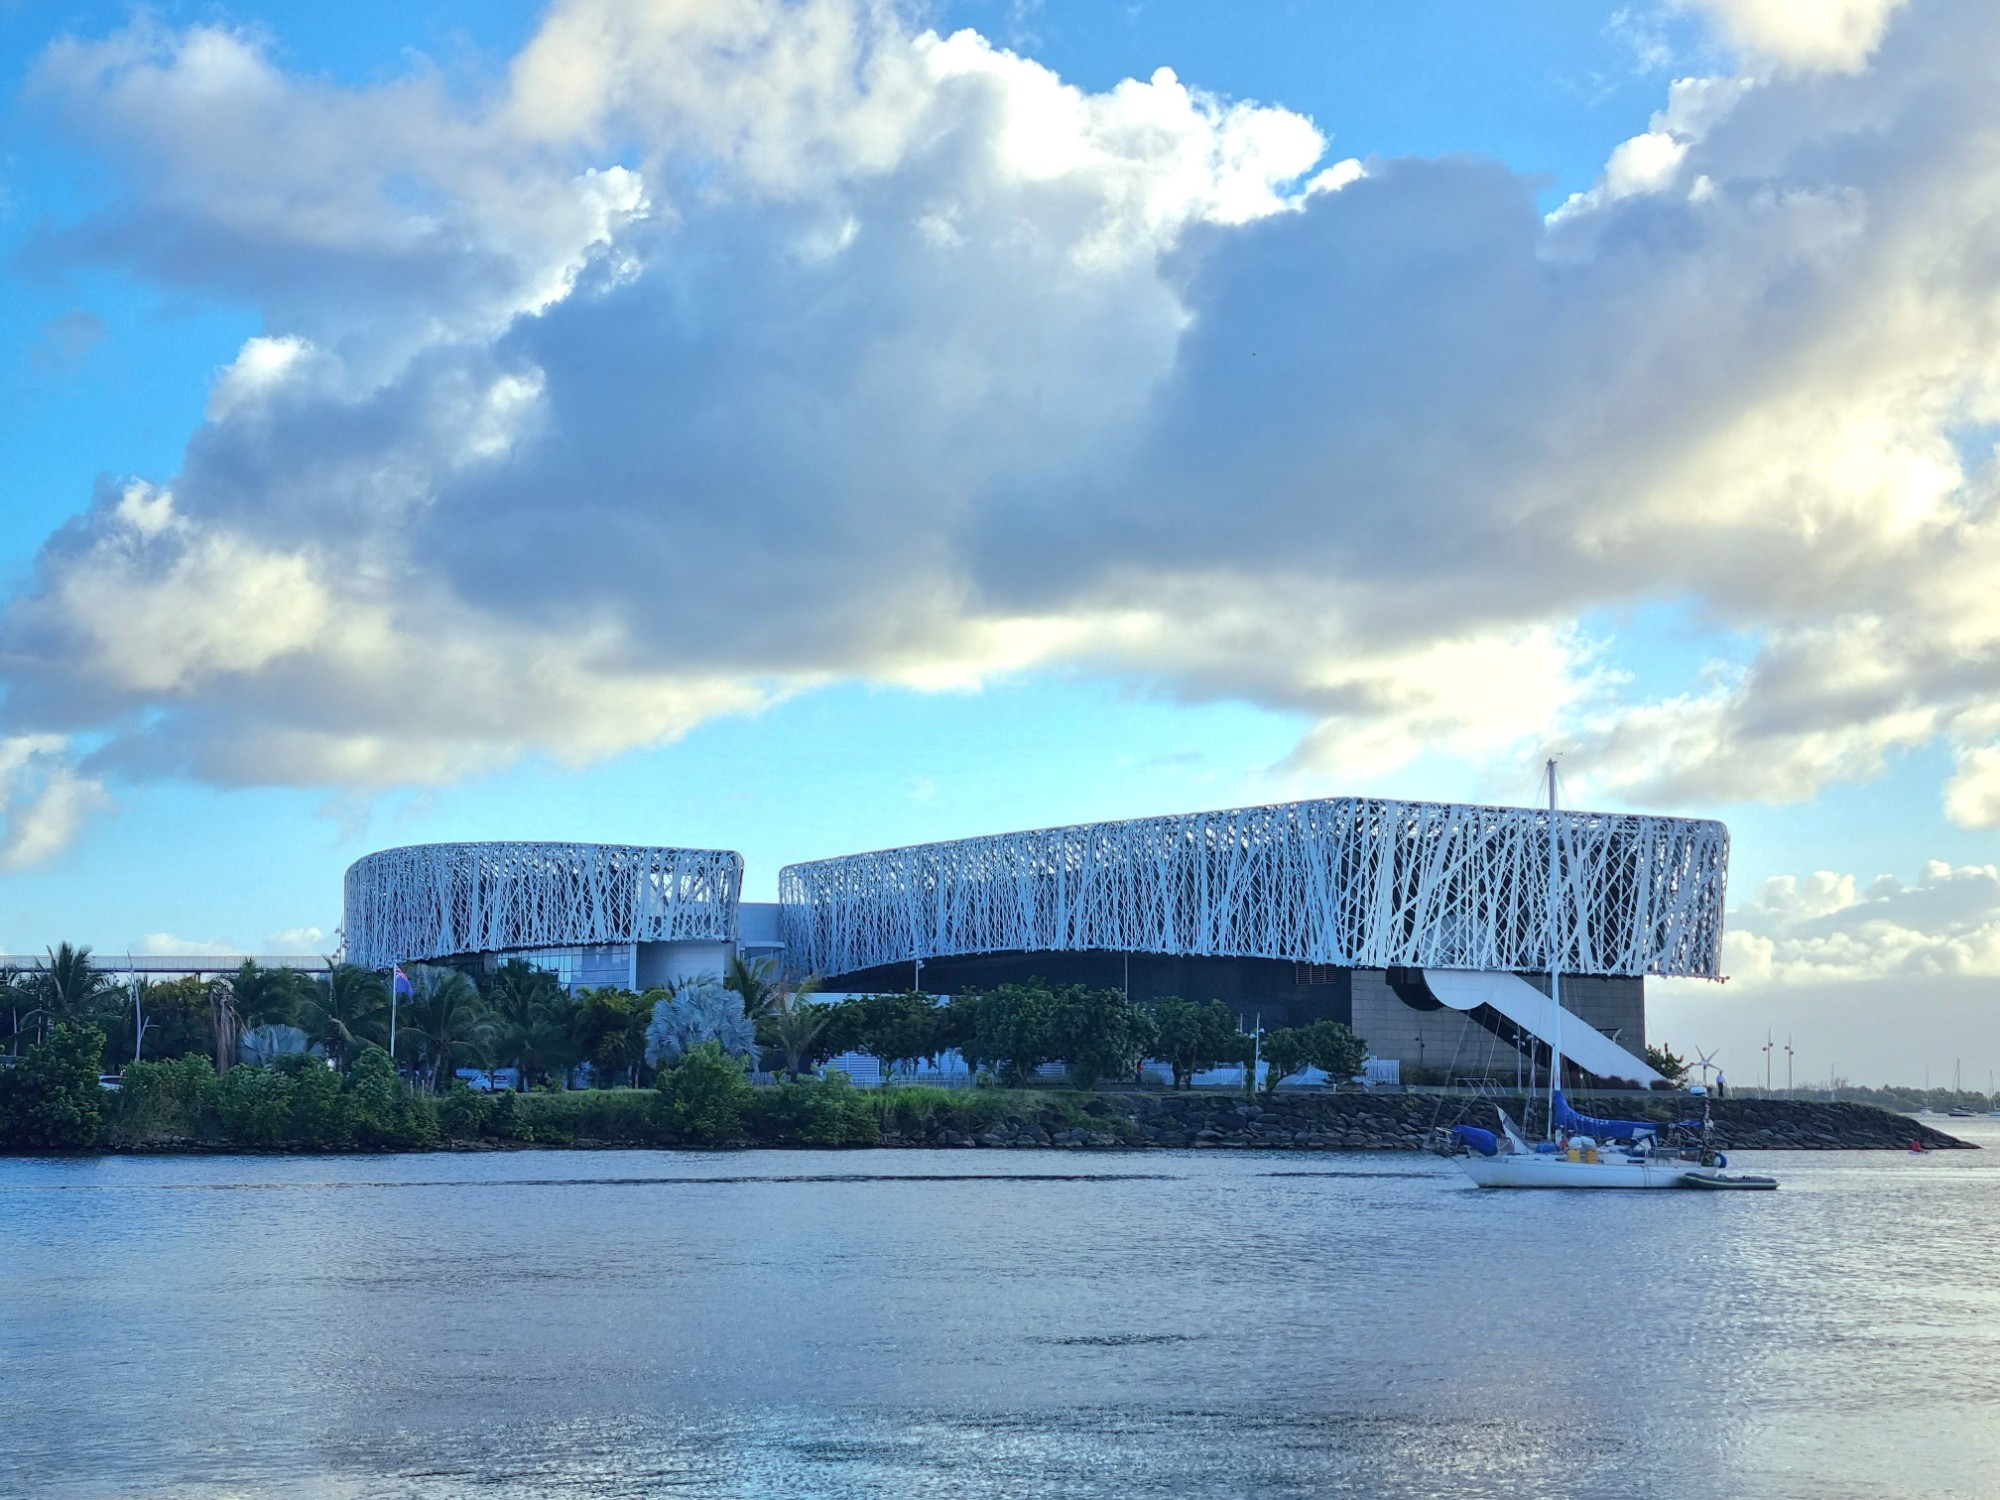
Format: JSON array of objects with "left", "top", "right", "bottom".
[
  {"left": 851, "top": 992, "right": 941, "bottom": 1084},
  {"left": 1260, "top": 1028, "right": 1311, "bottom": 1093},
  {"left": 206, "top": 977, "right": 241, "bottom": 1075},
  {"left": 229, "top": 961, "right": 312, "bottom": 1029},
  {"left": 301, "top": 965, "right": 388, "bottom": 1072},
  {"left": 965, "top": 984, "right": 1056, "bottom": 1086},
  {"left": 571, "top": 987, "right": 650, "bottom": 1088},
  {"left": 724, "top": 954, "right": 784, "bottom": 1024},
  {"left": 402, "top": 965, "right": 492, "bottom": 1092},
  {"left": 1261, "top": 1020, "right": 1367, "bottom": 1094},
  {"left": 120, "top": 978, "right": 211, "bottom": 1067},
  {"left": 1046, "top": 984, "right": 1156, "bottom": 1090},
  {"left": 1644, "top": 1043, "right": 1690, "bottom": 1087},
  {"left": 762, "top": 977, "right": 848, "bottom": 1080},
  {"left": 1303, "top": 1020, "right": 1368, "bottom": 1085},
  {"left": 645, "top": 977, "right": 757, "bottom": 1069},
  {"left": 1147, "top": 997, "right": 1249, "bottom": 1088},
  {"left": 652, "top": 1040, "right": 752, "bottom": 1142},
  {"left": 13, "top": 943, "right": 119, "bottom": 1048},
  {"left": 483, "top": 959, "right": 573, "bottom": 1090},
  {"left": 0, "top": 1023, "right": 108, "bottom": 1149}
]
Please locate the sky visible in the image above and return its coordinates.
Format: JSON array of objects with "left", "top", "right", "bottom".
[{"left": 1, "top": 0, "right": 1996, "bottom": 1085}]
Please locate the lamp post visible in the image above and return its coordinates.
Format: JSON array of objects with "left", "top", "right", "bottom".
[{"left": 127, "top": 957, "right": 146, "bottom": 1066}]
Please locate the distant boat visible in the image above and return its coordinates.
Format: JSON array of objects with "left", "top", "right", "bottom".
[
  {"left": 1439, "top": 761, "right": 1761, "bottom": 1191},
  {"left": 1948, "top": 1107, "right": 1975, "bottom": 1118},
  {"left": 1681, "top": 1168, "right": 1778, "bottom": 1190}
]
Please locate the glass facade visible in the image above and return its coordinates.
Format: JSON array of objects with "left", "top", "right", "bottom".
[{"left": 498, "top": 943, "right": 636, "bottom": 992}]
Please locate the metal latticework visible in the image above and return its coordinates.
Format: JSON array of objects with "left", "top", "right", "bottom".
[
  {"left": 344, "top": 842, "right": 742, "bottom": 967},
  {"left": 779, "top": 798, "right": 1728, "bottom": 980}
]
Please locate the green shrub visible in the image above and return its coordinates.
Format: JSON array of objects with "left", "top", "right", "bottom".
[
  {"left": 108, "top": 1054, "right": 220, "bottom": 1143},
  {"left": 652, "top": 1041, "right": 752, "bottom": 1143},
  {"left": 0, "top": 1024, "right": 108, "bottom": 1150},
  {"left": 547, "top": 1088, "right": 657, "bottom": 1143},
  {"left": 748, "top": 1073, "right": 880, "bottom": 1147},
  {"left": 436, "top": 1082, "right": 496, "bottom": 1140},
  {"left": 216, "top": 1064, "right": 298, "bottom": 1147},
  {"left": 345, "top": 1048, "right": 437, "bottom": 1148},
  {"left": 278, "top": 1053, "right": 355, "bottom": 1148}
]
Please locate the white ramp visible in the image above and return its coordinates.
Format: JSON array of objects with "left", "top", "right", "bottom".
[{"left": 1421, "top": 969, "right": 1665, "bottom": 1087}]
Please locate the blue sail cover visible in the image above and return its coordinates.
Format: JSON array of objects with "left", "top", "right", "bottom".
[
  {"left": 1552, "top": 1090, "right": 1657, "bottom": 1142},
  {"left": 1453, "top": 1125, "right": 1500, "bottom": 1156}
]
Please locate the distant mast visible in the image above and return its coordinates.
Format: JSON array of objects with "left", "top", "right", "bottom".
[{"left": 1546, "top": 757, "right": 1564, "bottom": 1140}]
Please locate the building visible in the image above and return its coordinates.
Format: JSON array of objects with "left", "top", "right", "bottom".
[{"left": 341, "top": 794, "right": 1729, "bottom": 1084}]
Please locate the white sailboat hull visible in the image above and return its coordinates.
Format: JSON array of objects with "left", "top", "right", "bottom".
[{"left": 1453, "top": 1153, "right": 1692, "bottom": 1189}]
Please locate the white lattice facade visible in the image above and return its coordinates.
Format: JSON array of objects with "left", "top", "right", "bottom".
[
  {"left": 778, "top": 798, "right": 1727, "bottom": 981},
  {"left": 343, "top": 842, "right": 741, "bottom": 968}
]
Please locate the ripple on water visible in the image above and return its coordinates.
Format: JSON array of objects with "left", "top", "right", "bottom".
[{"left": 2, "top": 1142, "right": 1997, "bottom": 1499}]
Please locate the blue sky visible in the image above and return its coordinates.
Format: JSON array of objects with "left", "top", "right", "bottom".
[{"left": 1, "top": 0, "right": 1996, "bottom": 1081}]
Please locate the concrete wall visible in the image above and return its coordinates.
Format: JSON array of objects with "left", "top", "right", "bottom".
[
  {"left": 636, "top": 939, "right": 734, "bottom": 991},
  {"left": 1349, "top": 968, "right": 1646, "bottom": 1078}
]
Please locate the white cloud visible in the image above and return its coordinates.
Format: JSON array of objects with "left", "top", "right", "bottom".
[
  {"left": 1673, "top": 0, "right": 1910, "bottom": 73},
  {"left": 1725, "top": 860, "right": 2000, "bottom": 984},
  {"left": 267, "top": 926, "right": 327, "bottom": 951},
  {"left": 2, "top": 0, "right": 1999, "bottom": 857},
  {"left": 1652, "top": 853, "right": 2000, "bottom": 1084},
  {"left": 132, "top": 932, "right": 238, "bottom": 956},
  {"left": 0, "top": 736, "right": 109, "bottom": 870}
]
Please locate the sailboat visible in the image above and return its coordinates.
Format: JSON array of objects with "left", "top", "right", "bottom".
[{"left": 1443, "top": 760, "right": 1773, "bottom": 1190}]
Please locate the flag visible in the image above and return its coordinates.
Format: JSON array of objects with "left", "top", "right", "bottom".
[{"left": 392, "top": 965, "right": 414, "bottom": 997}]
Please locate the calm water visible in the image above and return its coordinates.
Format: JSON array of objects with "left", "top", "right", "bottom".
[{"left": 4, "top": 1122, "right": 1998, "bottom": 1499}]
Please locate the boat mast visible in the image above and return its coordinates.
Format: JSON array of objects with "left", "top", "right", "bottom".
[{"left": 1546, "top": 756, "right": 1564, "bottom": 1140}]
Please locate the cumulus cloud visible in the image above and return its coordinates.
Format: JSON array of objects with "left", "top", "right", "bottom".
[
  {"left": 132, "top": 932, "right": 239, "bottom": 957},
  {"left": 1652, "top": 854, "right": 2000, "bottom": 1083},
  {"left": 5, "top": 0, "right": 2000, "bottom": 860},
  {"left": 1671, "top": 0, "right": 1910, "bottom": 73},
  {"left": 1725, "top": 860, "right": 2000, "bottom": 984},
  {"left": 0, "top": 737, "right": 109, "bottom": 871}
]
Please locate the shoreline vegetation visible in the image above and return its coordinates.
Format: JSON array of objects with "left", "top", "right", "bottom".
[{"left": 0, "top": 945, "right": 1978, "bottom": 1155}]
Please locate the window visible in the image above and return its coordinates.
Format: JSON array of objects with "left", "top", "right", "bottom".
[{"left": 498, "top": 943, "right": 635, "bottom": 992}]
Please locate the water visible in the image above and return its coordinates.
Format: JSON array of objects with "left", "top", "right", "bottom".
[{"left": 4, "top": 1123, "right": 1998, "bottom": 1499}]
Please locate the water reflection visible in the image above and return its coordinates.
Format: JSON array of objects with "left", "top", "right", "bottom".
[{"left": 4, "top": 1125, "right": 1998, "bottom": 1498}]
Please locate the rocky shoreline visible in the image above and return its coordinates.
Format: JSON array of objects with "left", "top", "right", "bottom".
[
  {"left": 886, "top": 1092, "right": 1977, "bottom": 1152},
  {"left": 42, "top": 1090, "right": 1977, "bottom": 1155}
]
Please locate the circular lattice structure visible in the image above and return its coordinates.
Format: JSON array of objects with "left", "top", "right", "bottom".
[
  {"left": 344, "top": 842, "right": 742, "bottom": 968},
  {"left": 779, "top": 797, "right": 1727, "bottom": 980}
]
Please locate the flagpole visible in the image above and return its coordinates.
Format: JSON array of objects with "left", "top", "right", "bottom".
[{"left": 389, "top": 964, "right": 399, "bottom": 1066}]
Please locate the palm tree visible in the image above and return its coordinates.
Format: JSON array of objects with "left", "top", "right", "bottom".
[
  {"left": 725, "top": 954, "right": 783, "bottom": 1024},
  {"left": 21, "top": 943, "right": 119, "bottom": 1044},
  {"left": 302, "top": 964, "right": 389, "bottom": 1072},
  {"left": 401, "top": 965, "right": 492, "bottom": 1092},
  {"left": 753, "top": 972, "right": 829, "bottom": 1079},
  {"left": 483, "top": 959, "right": 573, "bottom": 1090},
  {"left": 229, "top": 960, "right": 311, "bottom": 1028},
  {"left": 571, "top": 986, "right": 649, "bottom": 1087},
  {"left": 207, "top": 977, "right": 241, "bottom": 1074}
]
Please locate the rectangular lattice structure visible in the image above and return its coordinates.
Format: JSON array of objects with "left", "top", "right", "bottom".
[
  {"left": 344, "top": 842, "right": 741, "bottom": 968},
  {"left": 778, "top": 798, "right": 1727, "bottom": 981}
]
